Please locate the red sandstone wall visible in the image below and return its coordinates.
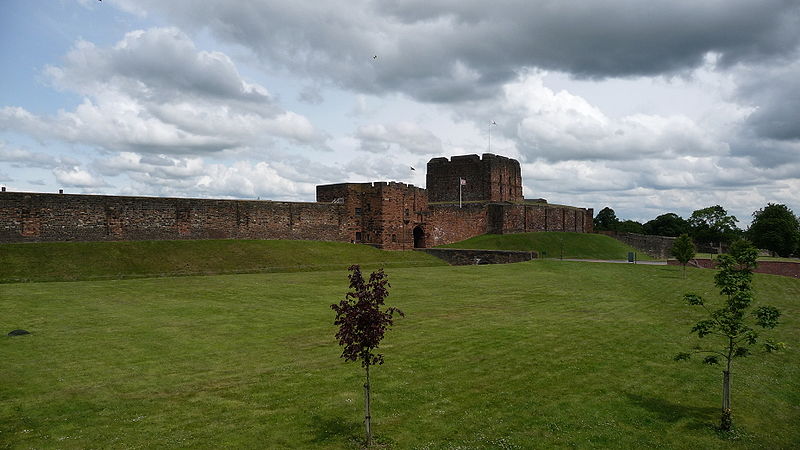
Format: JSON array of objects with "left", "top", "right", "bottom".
[
  {"left": 526, "top": 206, "right": 548, "bottom": 232},
  {"left": 486, "top": 154, "right": 523, "bottom": 202},
  {"left": 426, "top": 153, "right": 522, "bottom": 203},
  {"left": 487, "top": 203, "right": 592, "bottom": 234},
  {"left": 316, "top": 182, "right": 427, "bottom": 249},
  {"left": 427, "top": 204, "right": 488, "bottom": 246},
  {"left": 373, "top": 182, "right": 428, "bottom": 250},
  {"left": 0, "top": 192, "right": 350, "bottom": 243}
]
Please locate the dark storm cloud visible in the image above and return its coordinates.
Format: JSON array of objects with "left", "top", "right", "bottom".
[
  {"left": 736, "top": 60, "right": 800, "bottom": 142},
  {"left": 124, "top": 0, "right": 800, "bottom": 102}
]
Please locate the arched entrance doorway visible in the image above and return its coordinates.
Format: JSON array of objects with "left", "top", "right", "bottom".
[{"left": 413, "top": 225, "right": 425, "bottom": 248}]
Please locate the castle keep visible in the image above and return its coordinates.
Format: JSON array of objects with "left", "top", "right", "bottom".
[{"left": 0, "top": 154, "right": 593, "bottom": 248}]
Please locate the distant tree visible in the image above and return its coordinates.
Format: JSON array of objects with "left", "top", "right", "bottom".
[
  {"left": 643, "top": 213, "right": 690, "bottom": 237},
  {"left": 594, "top": 207, "right": 620, "bottom": 231},
  {"left": 331, "top": 265, "right": 404, "bottom": 446},
  {"left": 675, "top": 240, "right": 784, "bottom": 431},
  {"left": 747, "top": 203, "right": 800, "bottom": 257},
  {"left": 617, "top": 220, "right": 644, "bottom": 234},
  {"left": 671, "top": 234, "right": 696, "bottom": 278},
  {"left": 688, "top": 205, "right": 741, "bottom": 247}
]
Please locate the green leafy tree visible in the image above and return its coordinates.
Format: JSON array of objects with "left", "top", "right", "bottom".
[
  {"left": 594, "top": 207, "right": 619, "bottom": 231},
  {"left": 688, "top": 205, "right": 741, "bottom": 247},
  {"left": 670, "top": 233, "right": 696, "bottom": 278},
  {"left": 675, "top": 240, "right": 784, "bottom": 431},
  {"left": 747, "top": 203, "right": 800, "bottom": 257},
  {"left": 644, "top": 213, "right": 689, "bottom": 237},
  {"left": 617, "top": 220, "right": 644, "bottom": 234},
  {"left": 331, "top": 265, "right": 404, "bottom": 446}
]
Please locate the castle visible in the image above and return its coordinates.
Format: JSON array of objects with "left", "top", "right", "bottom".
[{"left": 0, "top": 154, "right": 593, "bottom": 247}]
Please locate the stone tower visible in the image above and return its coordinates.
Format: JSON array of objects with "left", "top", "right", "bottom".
[{"left": 426, "top": 153, "right": 523, "bottom": 203}]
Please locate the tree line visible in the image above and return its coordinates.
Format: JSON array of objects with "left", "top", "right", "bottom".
[{"left": 593, "top": 203, "right": 800, "bottom": 257}]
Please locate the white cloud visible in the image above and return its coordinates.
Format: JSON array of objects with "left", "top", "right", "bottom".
[
  {"left": 1, "top": 28, "right": 325, "bottom": 156},
  {"left": 356, "top": 122, "right": 443, "bottom": 154},
  {"left": 0, "top": 141, "right": 60, "bottom": 168},
  {"left": 53, "top": 166, "right": 107, "bottom": 188},
  {"left": 499, "top": 73, "right": 728, "bottom": 162}
]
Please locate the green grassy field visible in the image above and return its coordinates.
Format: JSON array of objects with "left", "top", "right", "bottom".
[
  {"left": 0, "top": 240, "right": 445, "bottom": 283},
  {"left": 2, "top": 261, "right": 797, "bottom": 448},
  {"left": 438, "top": 231, "right": 654, "bottom": 260}
]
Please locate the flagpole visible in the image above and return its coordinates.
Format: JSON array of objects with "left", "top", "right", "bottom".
[
  {"left": 488, "top": 120, "right": 497, "bottom": 153},
  {"left": 459, "top": 178, "right": 462, "bottom": 208}
]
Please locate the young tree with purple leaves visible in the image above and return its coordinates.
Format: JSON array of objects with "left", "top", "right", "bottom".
[{"left": 331, "top": 265, "right": 403, "bottom": 446}]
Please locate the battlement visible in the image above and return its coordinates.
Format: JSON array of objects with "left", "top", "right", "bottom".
[
  {"left": 2, "top": 153, "right": 591, "bottom": 249},
  {"left": 316, "top": 181, "right": 423, "bottom": 203},
  {"left": 426, "top": 153, "right": 523, "bottom": 203}
]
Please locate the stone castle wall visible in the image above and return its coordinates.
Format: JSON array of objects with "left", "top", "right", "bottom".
[
  {"left": 316, "top": 181, "right": 427, "bottom": 250},
  {"left": 600, "top": 231, "right": 676, "bottom": 258},
  {"left": 0, "top": 192, "right": 350, "bottom": 243},
  {"left": 488, "top": 203, "right": 594, "bottom": 234},
  {"left": 426, "top": 153, "right": 522, "bottom": 203},
  {"left": 427, "top": 203, "right": 489, "bottom": 247},
  {"left": 1, "top": 153, "right": 593, "bottom": 248}
]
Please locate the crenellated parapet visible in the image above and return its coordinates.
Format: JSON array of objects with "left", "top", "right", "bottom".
[{"left": 426, "top": 153, "right": 522, "bottom": 203}]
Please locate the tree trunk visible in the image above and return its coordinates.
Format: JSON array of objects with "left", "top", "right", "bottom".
[
  {"left": 364, "top": 364, "right": 372, "bottom": 446},
  {"left": 720, "top": 370, "right": 732, "bottom": 431}
]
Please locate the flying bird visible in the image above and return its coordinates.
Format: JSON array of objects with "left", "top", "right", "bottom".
[
  {"left": 410, "top": 166, "right": 415, "bottom": 171},
  {"left": 373, "top": 55, "right": 377, "bottom": 60}
]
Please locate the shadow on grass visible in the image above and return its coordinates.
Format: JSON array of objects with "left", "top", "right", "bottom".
[
  {"left": 308, "top": 413, "right": 362, "bottom": 445},
  {"left": 624, "top": 392, "right": 718, "bottom": 430}
]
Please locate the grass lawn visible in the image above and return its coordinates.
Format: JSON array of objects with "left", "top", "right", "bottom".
[
  {"left": 2, "top": 261, "right": 798, "bottom": 448},
  {"left": 0, "top": 240, "right": 445, "bottom": 283},
  {"left": 438, "top": 231, "right": 654, "bottom": 261}
]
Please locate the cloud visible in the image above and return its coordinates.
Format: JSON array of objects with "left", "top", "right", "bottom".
[
  {"left": 52, "top": 166, "right": 108, "bottom": 188},
  {"left": 734, "top": 59, "right": 800, "bottom": 143},
  {"left": 298, "top": 85, "right": 324, "bottom": 104},
  {"left": 491, "top": 73, "right": 728, "bottom": 162},
  {"left": 0, "top": 28, "right": 325, "bottom": 155},
  {"left": 89, "top": 150, "right": 350, "bottom": 201},
  {"left": 112, "top": 0, "right": 800, "bottom": 102},
  {"left": 356, "top": 122, "right": 443, "bottom": 154},
  {"left": 45, "top": 28, "right": 272, "bottom": 104},
  {"left": 0, "top": 141, "right": 61, "bottom": 168}
]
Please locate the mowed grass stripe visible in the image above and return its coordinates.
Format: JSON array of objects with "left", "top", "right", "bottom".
[
  {"left": 1, "top": 262, "right": 797, "bottom": 448},
  {"left": 0, "top": 239, "right": 446, "bottom": 283},
  {"left": 437, "top": 231, "right": 655, "bottom": 261}
]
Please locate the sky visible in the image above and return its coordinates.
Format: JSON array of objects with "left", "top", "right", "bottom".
[{"left": 1, "top": 0, "right": 799, "bottom": 226}]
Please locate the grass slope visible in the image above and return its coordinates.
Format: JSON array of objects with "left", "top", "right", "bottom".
[
  {"left": 0, "top": 240, "right": 445, "bottom": 283},
  {"left": 1, "top": 262, "right": 797, "bottom": 448},
  {"left": 439, "top": 231, "right": 653, "bottom": 260}
]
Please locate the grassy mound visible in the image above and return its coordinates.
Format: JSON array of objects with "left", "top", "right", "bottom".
[
  {"left": 438, "top": 231, "right": 653, "bottom": 260},
  {"left": 0, "top": 239, "right": 445, "bottom": 283},
  {"left": 1, "top": 262, "right": 797, "bottom": 447}
]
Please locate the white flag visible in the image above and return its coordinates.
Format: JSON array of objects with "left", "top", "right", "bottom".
[{"left": 460, "top": 178, "right": 467, "bottom": 186}]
